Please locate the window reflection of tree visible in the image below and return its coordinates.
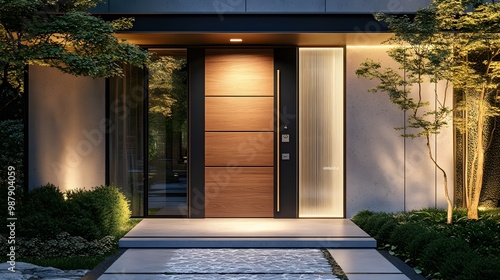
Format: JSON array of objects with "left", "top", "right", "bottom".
[{"left": 148, "top": 55, "right": 188, "bottom": 184}]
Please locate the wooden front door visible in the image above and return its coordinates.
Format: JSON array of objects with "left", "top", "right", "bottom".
[{"left": 204, "top": 49, "right": 275, "bottom": 217}]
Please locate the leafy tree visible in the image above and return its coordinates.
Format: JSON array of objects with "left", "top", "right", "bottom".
[
  {"left": 356, "top": 0, "right": 500, "bottom": 222},
  {"left": 0, "top": 0, "right": 149, "bottom": 120}
]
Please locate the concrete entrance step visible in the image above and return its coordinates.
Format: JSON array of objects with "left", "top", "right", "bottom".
[
  {"left": 120, "top": 237, "right": 376, "bottom": 248},
  {"left": 119, "top": 218, "right": 376, "bottom": 249}
]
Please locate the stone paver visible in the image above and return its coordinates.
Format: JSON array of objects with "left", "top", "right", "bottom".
[
  {"left": 0, "top": 262, "right": 88, "bottom": 280},
  {"left": 100, "top": 249, "right": 339, "bottom": 279},
  {"left": 328, "top": 249, "right": 410, "bottom": 280},
  {"left": 328, "top": 249, "right": 401, "bottom": 274}
]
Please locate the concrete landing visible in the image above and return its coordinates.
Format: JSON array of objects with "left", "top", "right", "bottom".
[
  {"left": 93, "top": 220, "right": 416, "bottom": 280},
  {"left": 119, "top": 218, "right": 376, "bottom": 248}
]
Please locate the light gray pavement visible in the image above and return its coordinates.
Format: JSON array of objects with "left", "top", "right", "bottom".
[
  {"left": 98, "top": 249, "right": 339, "bottom": 279},
  {"left": 329, "top": 249, "right": 411, "bottom": 280},
  {"left": 96, "top": 248, "right": 412, "bottom": 280},
  {"left": 92, "top": 219, "right": 416, "bottom": 279}
]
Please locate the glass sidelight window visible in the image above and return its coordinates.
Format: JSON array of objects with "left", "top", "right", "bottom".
[
  {"left": 298, "top": 48, "right": 344, "bottom": 218},
  {"left": 109, "top": 49, "right": 188, "bottom": 217},
  {"left": 109, "top": 64, "right": 146, "bottom": 217},
  {"left": 147, "top": 49, "right": 188, "bottom": 216}
]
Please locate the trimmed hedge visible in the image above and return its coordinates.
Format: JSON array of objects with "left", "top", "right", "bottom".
[
  {"left": 18, "top": 184, "right": 130, "bottom": 240},
  {"left": 352, "top": 209, "right": 500, "bottom": 279},
  {"left": 18, "top": 184, "right": 67, "bottom": 239}
]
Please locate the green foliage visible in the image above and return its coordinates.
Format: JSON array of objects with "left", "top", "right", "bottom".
[
  {"left": 361, "top": 213, "right": 393, "bottom": 237},
  {"left": 67, "top": 185, "right": 131, "bottom": 240},
  {"left": 0, "top": 120, "right": 24, "bottom": 227},
  {"left": 1, "top": 219, "right": 140, "bottom": 270},
  {"left": 354, "top": 208, "right": 500, "bottom": 279},
  {"left": 439, "top": 250, "right": 473, "bottom": 280},
  {"left": 445, "top": 218, "right": 500, "bottom": 256},
  {"left": 458, "top": 255, "right": 500, "bottom": 280},
  {"left": 374, "top": 219, "right": 398, "bottom": 245},
  {"left": 406, "top": 229, "right": 445, "bottom": 260},
  {"left": 148, "top": 55, "right": 188, "bottom": 161},
  {"left": 0, "top": 119, "right": 24, "bottom": 186},
  {"left": 389, "top": 222, "right": 429, "bottom": 253},
  {"left": 16, "top": 184, "right": 130, "bottom": 241},
  {"left": 0, "top": 0, "right": 149, "bottom": 77},
  {"left": 350, "top": 210, "right": 375, "bottom": 228},
  {"left": 0, "top": 0, "right": 149, "bottom": 119},
  {"left": 357, "top": 0, "right": 500, "bottom": 221},
  {"left": 421, "top": 237, "right": 473, "bottom": 273},
  {"left": 18, "top": 183, "right": 67, "bottom": 239},
  {"left": 0, "top": 232, "right": 115, "bottom": 258}
]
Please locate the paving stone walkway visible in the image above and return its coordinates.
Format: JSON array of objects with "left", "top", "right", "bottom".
[{"left": 98, "top": 249, "right": 340, "bottom": 279}]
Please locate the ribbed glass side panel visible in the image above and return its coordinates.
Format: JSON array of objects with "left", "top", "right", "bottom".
[{"left": 299, "top": 48, "right": 344, "bottom": 218}]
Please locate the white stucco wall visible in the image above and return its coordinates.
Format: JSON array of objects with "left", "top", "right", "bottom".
[
  {"left": 28, "top": 66, "right": 106, "bottom": 192},
  {"left": 345, "top": 46, "right": 454, "bottom": 217}
]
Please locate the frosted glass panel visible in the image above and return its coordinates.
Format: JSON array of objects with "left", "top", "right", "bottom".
[{"left": 299, "top": 48, "right": 344, "bottom": 217}]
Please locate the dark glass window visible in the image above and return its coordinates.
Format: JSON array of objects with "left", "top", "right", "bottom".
[
  {"left": 109, "top": 65, "right": 145, "bottom": 217},
  {"left": 147, "top": 49, "right": 188, "bottom": 216}
]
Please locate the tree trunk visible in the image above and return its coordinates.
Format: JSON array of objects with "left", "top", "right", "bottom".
[
  {"left": 468, "top": 94, "right": 487, "bottom": 220},
  {"left": 468, "top": 201, "right": 479, "bottom": 220},
  {"left": 426, "top": 135, "right": 453, "bottom": 224}
]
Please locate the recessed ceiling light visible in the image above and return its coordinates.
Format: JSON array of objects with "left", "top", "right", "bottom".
[{"left": 230, "top": 38, "right": 243, "bottom": 42}]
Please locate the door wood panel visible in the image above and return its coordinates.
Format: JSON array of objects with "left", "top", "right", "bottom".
[
  {"left": 205, "top": 132, "right": 274, "bottom": 167},
  {"left": 205, "top": 97, "right": 274, "bottom": 131},
  {"left": 204, "top": 49, "right": 275, "bottom": 218},
  {"left": 205, "top": 167, "right": 273, "bottom": 217},
  {"left": 205, "top": 49, "right": 274, "bottom": 96}
]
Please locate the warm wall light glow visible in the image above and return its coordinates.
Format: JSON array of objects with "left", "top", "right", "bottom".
[
  {"left": 230, "top": 38, "right": 243, "bottom": 42},
  {"left": 299, "top": 48, "right": 344, "bottom": 218}
]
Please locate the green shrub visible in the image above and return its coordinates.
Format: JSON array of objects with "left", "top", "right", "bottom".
[
  {"left": 16, "top": 184, "right": 130, "bottom": 240},
  {"left": 0, "top": 119, "right": 24, "bottom": 188},
  {"left": 351, "top": 210, "right": 375, "bottom": 228},
  {"left": 406, "top": 229, "right": 445, "bottom": 260},
  {"left": 458, "top": 256, "right": 500, "bottom": 280},
  {"left": 406, "top": 208, "right": 449, "bottom": 223},
  {"left": 446, "top": 219, "right": 500, "bottom": 257},
  {"left": 421, "top": 237, "right": 473, "bottom": 273},
  {"left": 67, "top": 185, "right": 130, "bottom": 239},
  {"left": 361, "top": 213, "right": 393, "bottom": 236},
  {"left": 374, "top": 219, "right": 398, "bottom": 245},
  {"left": 0, "top": 233, "right": 115, "bottom": 258},
  {"left": 354, "top": 208, "right": 500, "bottom": 279},
  {"left": 389, "top": 222, "right": 428, "bottom": 253},
  {"left": 18, "top": 184, "right": 67, "bottom": 239},
  {"left": 439, "top": 250, "right": 477, "bottom": 280}
]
